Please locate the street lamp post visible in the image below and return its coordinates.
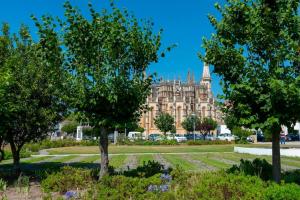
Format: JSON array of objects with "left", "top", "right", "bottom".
[{"left": 191, "top": 113, "right": 196, "bottom": 141}]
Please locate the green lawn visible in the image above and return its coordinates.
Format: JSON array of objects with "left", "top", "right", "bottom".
[
  {"left": 109, "top": 155, "right": 127, "bottom": 168},
  {"left": 162, "top": 154, "right": 199, "bottom": 171},
  {"left": 47, "top": 144, "right": 234, "bottom": 155},
  {"left": 190, "top": 154, "right": 231, "bottom": 169},
  {"left": 137, "top": 154, "right": 155, "bottom": 165},
  {"left": 1, "top": 144, "right": 300, "bottom": 173}
]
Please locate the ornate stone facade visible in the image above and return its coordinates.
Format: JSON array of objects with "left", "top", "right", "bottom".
[{"left": 140, "top": 63, "right": 223, "bottom": 134}]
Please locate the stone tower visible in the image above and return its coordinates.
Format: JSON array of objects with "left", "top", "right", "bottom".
[{"left": 200, "top": 62, "right": 211, "bottom": 92}]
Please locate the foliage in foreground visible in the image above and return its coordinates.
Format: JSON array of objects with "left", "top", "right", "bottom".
[
  {"left": 39, "top": 164, "right": 300, "bottom": 200},
  {"left": 227, "top": 158, "right": 300, "bottom": 185}
]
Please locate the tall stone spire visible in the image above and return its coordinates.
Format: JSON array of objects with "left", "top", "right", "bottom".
[
  {"left": 202, "top": 62, "right": 211, "bottom": 81},
  {"left": 187, "top": 70, "right": 191, "bottom": 84},
  {"left": 201, "top": 62, "right": 212, "bottom": 92}
]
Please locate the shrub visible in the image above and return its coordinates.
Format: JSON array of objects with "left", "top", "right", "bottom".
[
  {"left": 264, "top": 183, "right": 300, "bottom": 200},
  {"left": 282, "top": 170, "right": 300, "bottom": 185},
  {"left": 84, "top": 174, "right": 163, "bottom": 200},
  {"left": 1, "top": 149, "right": 31, "bottom": 161},
  {"left": 41, "top": 166, "right": 94, "bottom": 193},
  {"left": 81, "top": 170, "right": 300, "bottom": 200},
  {"left": 227, "top": 158, "right": 272, "bottom": 181},
  {"left": 186, "top": 140, "right": 233, "bottom": 145},
  {"left": 117, "top": 139, "right": 179, "bottom": 146},
  {"left": 122, "top": 160, "right": 165, "bottom": 178},
  {"left": 0, "top": 178, "right": 7, "bottom": 191},
  {"left": 24, "top": 138, "right": 98, "bottom": 153},
  {"left": 168, "top": 170, "right": 300, "bottom": 200}
]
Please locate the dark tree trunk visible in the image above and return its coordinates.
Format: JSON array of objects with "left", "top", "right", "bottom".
[
  {"left": 0, "top": 138, "right": 4, "bottom": 162},
  {"left": 0, "top": 148, "right": 4, "bottom": 162},
  {"left": 99, "top": 127, "right": 109, "bottom": 180},
  {"left": 272, "top": 129, "right": 281, "bottom": 183},
  {"left": 10, "top": 142, "right": 21, "bottom": 175}
]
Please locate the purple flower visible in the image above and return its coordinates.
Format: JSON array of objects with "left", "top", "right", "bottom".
[
  {"left": 148, "top": 184, "right": 159, "bottom": 192},
  {"left": 65, "top": 191, "right": 77, "bottom": 199},
  {"left": 160, "top": 174, "right": 172, "bottom": 182},
  {"left": 159, "top": 184, "right": 169, "bottom": 192}
]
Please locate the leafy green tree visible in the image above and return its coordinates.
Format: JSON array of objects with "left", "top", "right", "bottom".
[
  {"left": 154, "top": 112, "right": 175, "bottom": 136},
  {"left": 232, "top": 127, "right": 252, "bottom": 142},
  {"left": 0, "top": 23, "right": 68, "bottom": 173},
  {"left": 198, "top": 117, "right": 218, "bottom": 139},
  {"left": 203, "top": 0, "right": 300, "bottom": 182},
  {"left": 34, "top": 1, "right": 165, "bottom": 178},
  {"left": 224, "top": 114, "right": 238, "bottom": 132},
  {"left": 61, "top": 121, "right": 78, "bottom": 136},
  {"left": 181, "top": 115, "right": 201, "bottom": 133}
]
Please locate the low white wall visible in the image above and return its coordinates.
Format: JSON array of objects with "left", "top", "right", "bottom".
[{"left": 234, "top": 146, "right": 300, "bottom": 157}]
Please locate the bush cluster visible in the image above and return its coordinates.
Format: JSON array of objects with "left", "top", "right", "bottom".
[
  {"left": 228, "top": 158, "right": 300, "bottom": 185},
  {"left": 40, "top": 161, "right": 300, "bottom": 200},
  {"left": 117, "top": 139, "right": 179, "bottom": 146},
  {"left": 24, "top": 139, "right": 98, "bottom": 152},
  {"left": 41, "top": 166, "right": 94, "bottom": 193},
  {"left": 2, "top": 149, "right": 31, "bottom": 161},
  {"left": 186, "top": 140, "right": 233, "bottom": 145}
]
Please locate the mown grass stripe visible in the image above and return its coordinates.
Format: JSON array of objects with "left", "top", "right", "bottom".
[
  {"left": 23, "top": 156, "right": 51, "bottom": 164},
  {"left": 190, "top": 154, "right": 230, "bottom": 169},
  {"left": 162, "top": 154, "right": 198, "bottom": 171},
  {"left": 51, "top": 155, "right": 78, "bottom": 163},
  {"left": 80, "top": 155, "right": 100, "bottom": 163},
  {"left": 137, "top": 154, "right": 155, "bottom": 166},
  {"left": 110, "top": 155, "right": 127, "bottom": 168}
]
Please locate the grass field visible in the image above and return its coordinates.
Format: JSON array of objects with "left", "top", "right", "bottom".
[
  {"left": 47, "top": 145, "right": 234, "bottom": 154},
  {"left": 1, "top": 144, "right": 300, "bottom": 173}
]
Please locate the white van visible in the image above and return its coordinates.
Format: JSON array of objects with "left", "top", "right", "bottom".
[{"left": 127, "top": 132, "right": 145, "bottom": 141}]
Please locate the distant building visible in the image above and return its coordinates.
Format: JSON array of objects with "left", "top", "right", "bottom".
[{"left": 140, "top": 63, "right": 223, "bottom": 134}]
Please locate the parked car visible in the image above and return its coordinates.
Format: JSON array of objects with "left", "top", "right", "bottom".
[
  {"left": 217, "top": 133, "right": 235, "bottom": 141},
  {"left": 148, "top": 133, "right": 162, "bottom": 141},
  {"left": 205, "top": 134, "right": 216, "bottom": 141},
  {"left": 127, "top": 131, "right": 145, "bottom": 141},
  {"left": 257, "top": 133, "right": 265, "bottom": 142},
  {"left": 286, "top": 133, "right": 300, "bottom": 141},
  {"left": 246, "top": 136, "right": 254, "bottom": 143},
  {"left": 185, "top": 134, "right": 203, "bottom": 140},
  {"left": 173, "top": 134, "right": 187, "bottom": 142},
  {"left": 108, "top": 133, "right": 114, "bottom": 143}
]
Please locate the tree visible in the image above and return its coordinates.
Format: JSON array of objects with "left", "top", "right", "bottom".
[
  {"left": 232, "top": 127, "right": 252, "bottom": 142},
  {"left": 154, "top": 112, "right": 175, "bottom": 136},
  {"left": 181, "top": 115, "right": 201, "bottom": 133},
  {"left": 34, "top": 1, "right": 165, "bottom": 178},
  {"left": 203, "top": 0, "right": 300, "bottom": 182},
  {"left": 198, "top": 117, "right": 218, "bottom": 139},
  {"left": 61, "top": 121, "right": 78, "bottom": 136},
  {"left": 224, "top": 113, "right": 238, "bottom": 132},
  {"left": 0, "top": 23, "right": 68, "bottom": 173}
]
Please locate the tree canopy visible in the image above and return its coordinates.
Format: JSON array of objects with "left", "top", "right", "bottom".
[
  {"left": 33, "top": 1, "right": 165, "bottom": 178},
  {"left": 181, "top": 115, "right": 201, "bottom": 133},
  {"left": 202, "top": 0, "right": 300, "bottom": 182},
  {"left": 198, "top": 117, "right": 218, "bottom": 138},
  {"left": 154, "top": 112, "right": 175, "bottom": 135},
  {"left": 0, "top": 23, "right": 68, "bottom": 172}
]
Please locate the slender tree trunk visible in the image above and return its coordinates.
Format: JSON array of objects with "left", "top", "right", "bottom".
[
  {"left": 0, "top": 149, "right": 4, "bottom": 162},
  {"left": 0, "top": 139, "right": 5, "bottom": 162},
  {"left": 272, "top": 129, "right": 281, "bottom": 183},
  {"left": 10, "top": 142, "right": 21, "bottom": 175},
  {"left": 99, "top": 127, "right": 109, "bottom": 180}
]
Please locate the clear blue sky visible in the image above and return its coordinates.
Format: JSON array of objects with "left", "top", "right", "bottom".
[{"left": 0, "top": 0, "right": 226, "bottom": 96}]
